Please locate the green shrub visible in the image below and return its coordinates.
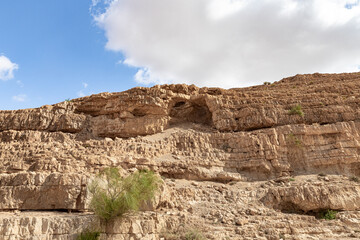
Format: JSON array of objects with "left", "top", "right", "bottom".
[
  {"left": 288, "top": 105, "right": 304, "bottom": 117},
  {"left": 263, "top": 81, "right": 271, "bottom": 85},
  {"left": 161, "top": 226, "right": 205, "bottom": 240},
  {"left": 287, "top": 133, "right": 302, "bottom": 147},
  {"left": 289, "top": 178, "right": 295, "bottom": 182},
  {"left": 319, "top": 209, "right": 337, "bottom": 220},
  {"left": 76, "top": 230, "right": 100, "bottom": 240},
  {"left": 350, "top": 176, "right": 359, "bottom": 182},
  {"left": 184, "top": 230, "right": 205, "bottom": 240},
  {"left": 89, "top": 168, "right": 160, "bottom": 222}
]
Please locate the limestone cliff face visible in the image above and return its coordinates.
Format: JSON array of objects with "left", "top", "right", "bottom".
[
  {"left": 0, "top": 72, "right": 360, "bottom": 239},
  {"left": 2, "top": 72, "right": 360, "bottom": 137}
]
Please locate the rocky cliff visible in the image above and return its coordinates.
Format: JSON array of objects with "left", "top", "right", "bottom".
[{"left": 0, "top": 72, "right": 360, "bottom": 239}]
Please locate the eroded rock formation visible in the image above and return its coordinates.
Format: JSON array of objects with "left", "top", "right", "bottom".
[{"left": 0, "top": 72, "right": 360, "bottom": 239}]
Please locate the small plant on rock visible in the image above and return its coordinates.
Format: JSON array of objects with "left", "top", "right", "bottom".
[
  {"left": 89, "top": 168, "right": 160, "bottom": 222},
  {"left": 287, "top": 133, "right": 302, "bottom": 147},
  {"left": 184, "top": 230, "right": 205, "bottom": 240},
  {"left": 288, "top": 104, "right": 304, "bottom": 117},
  {"left": 161, "top": 226, "right": 205, "bottom": 240},
  {"left": 350, "top": 176, "right": 359, "bottom": 182},
  {"left": 76, "top": 229, "right": 100, "bottom": 240},
  {"left": 319, "top": 209, "right": 337, "bottom": 220}
]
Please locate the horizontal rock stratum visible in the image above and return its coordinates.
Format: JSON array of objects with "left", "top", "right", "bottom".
[{"left": 0, "top": 72, "right": 360, "bottom": 239}]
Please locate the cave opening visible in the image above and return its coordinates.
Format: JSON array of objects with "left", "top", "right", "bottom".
[{"left": 169, "top": 98, "right": 212, "bottom": 126}]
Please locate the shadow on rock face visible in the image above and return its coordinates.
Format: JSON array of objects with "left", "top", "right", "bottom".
[{"left": 169, "top": 98, "right": 213, "bottom": 126}]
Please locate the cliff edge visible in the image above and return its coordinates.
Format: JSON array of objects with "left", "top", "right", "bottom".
[{"left": 0, "top": 72, "right": 360, "bottom": 239}]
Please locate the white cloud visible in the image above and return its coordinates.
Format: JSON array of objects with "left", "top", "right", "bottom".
[
  {"left": 77, "top": 83, "right": 89, "bottom": 97},
  {"left": 12, "top": 94, "right": 27, "bottom": 102},
  {"left": 16, "top": 80, "right": 24, "bottom": 88},
  {"left": 77, "top": 90, "right": 86, "bottom": 97},
  {"left": 0, "top": 55, "right": 18, "bottom": 81},
  {"left": 345, "top": 0, "right": 360, "bottom": 9},
  {"left": 94, "top": 0, "right": 360, "bottom": 88}
]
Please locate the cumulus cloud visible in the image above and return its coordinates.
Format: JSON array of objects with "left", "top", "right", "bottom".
[
  {"left": 12, "top": 94, "right": 27, "bottom": 102},
  {"left": 16, "top": 80, "right": 24, "bottom": 88},
  {"left": 77, "top": 82, "right": 89, "bottom": 97},
  {"left": 94, "top": 0, "right": 360, "bottom": 88},
  {"left": 0, "top": 55, "right": 18, "bottom": 81},
  {"left": 77, "top": 90, "right": 86, "bottom": 97}
]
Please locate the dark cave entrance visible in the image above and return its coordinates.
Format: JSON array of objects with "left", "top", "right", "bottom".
[{"left": 169, "top": 98, "right": 213, "bottom": 126}]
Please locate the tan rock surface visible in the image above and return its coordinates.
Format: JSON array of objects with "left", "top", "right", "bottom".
[
  {"left": 0, "top": 212, "right": 96, "bottom": 240},
  {"left": 0, "top": 172, "right": 88, "bottom": 210},
  {"left": 0, "top": 72, "right": 360, "bottom": 239},
  {"left": 261, "top": 176, "right": 360, "bottom": 212},
  {"left": 2, "top": 72, "right": 360, "bottom": 138}
]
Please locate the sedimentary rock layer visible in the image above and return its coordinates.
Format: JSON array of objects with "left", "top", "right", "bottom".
[
  {"left": 1, "top": 72, "right": 360, "bottom": 239},
  {"left": 1, "top": 72, "right": 360, "bottom": 137}
]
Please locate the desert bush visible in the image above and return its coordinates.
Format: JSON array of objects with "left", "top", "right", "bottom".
[
  {"left": 288, "top": 105, "right": 304, "bottom": 117},
  {"left": 161, "top": 226, "right": 205, "bottom": 240},
  {"left": 184, "top": 230, "right": 205, "bottom": 240},
  {"left": 287, "top": 133, "right": 302, "bottom": 147},
  {"left": 89, "top": 168, "right": 160, "bottom": 222},
  {"left": 76, "top": 230, "right": 100, "bottom": 240},
  {"left": 350, "top": 176, "right": 359, "bottom": 182},
  {"left": 319, "top": 209, "right": 337, "bottom": 220}
]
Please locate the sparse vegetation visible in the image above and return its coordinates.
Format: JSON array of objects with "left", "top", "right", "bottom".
[
  {"left": 289, "top": 178, "right": 295, "bottom": 182},
  {"left": 76, "top": 230, "right": 100, "bottom": 240},
  {"left": 288, "top": 104, "right": 304, "bottom": 117},
  {"left": 161, "top": 226, "right": 205, "bottom": 240},
  {"left": 184, "top": 230, "right": 205, "bottom": 240},
  {"left": 89, "top": 168, "right": 160, "bottom": 222},
  {"left": 287, "top": 133, "right": 302, "bottom": 147},
  {"left": 350, "top": 176, "right": 359, "bottom": 182},
  {"left": 65, "top": 98, "right": 72, "bottom": 102},
  {"left": 319, "top": 209, "right": 337, "bottom": 220},
  {"left": 222, "top": 143, "right": 230, "bottom": 151},
  {"left": 83, "top": 143, "right": 91, "bottom": 148},
  {"left": 263, "top": 81, "right": 271, "bottom": 85}
]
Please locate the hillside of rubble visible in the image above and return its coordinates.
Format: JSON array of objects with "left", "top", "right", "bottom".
[{"left": 0, "top": 72, "right": 360, "bottom": 239}]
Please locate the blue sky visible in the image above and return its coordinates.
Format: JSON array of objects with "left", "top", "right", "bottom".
[
  {"left": 0, "top": 0, "right": 136, "bottom": 110},
  {"left": 1, "top": 0, "right": 360, "bottom": 110}
]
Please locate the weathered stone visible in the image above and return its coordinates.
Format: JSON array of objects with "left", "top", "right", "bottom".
[
  {"left": 261, "top": 180, "right": 360, "bottom": 212},
  {"left": 0, "top": 172, "right": 88, "bottom": 210},
  {"left": 0, "top": 72, "right": 360, "bottom": 239},
  {"left": 0, "top": 212, "right": 96, "bottom": 240}
]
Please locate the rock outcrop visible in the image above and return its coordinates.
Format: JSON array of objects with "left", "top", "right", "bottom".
[
  {"left": 261, "top": 175, "right": 360, "bottom": 212},
  {"left": 0, "top": 72, "right": 360, "bottom": 239}
]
